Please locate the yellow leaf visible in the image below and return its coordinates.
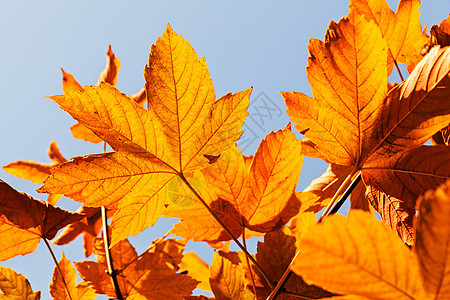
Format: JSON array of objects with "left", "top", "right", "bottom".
[
  {"left": 292, "top": 210, "right": 428, "bottom": 299},
  {"left": 50, "top": 253, "right": 97, "bottom": 300},
  {"left": 40, "top": 25, "right": 251, "bottom": 245},
  {"left": 0, "top": 266, "right": 40, "bottom": 300},
  {"left": 209, "top": 252, "right": 254, "bottom": 300},
  {"left": 180, "top": 252, "right": 211, "bottom": 292},
  {"left": 415, "top": 179, "right": 450, "bottom": 299},
  {"left": 283, "top": 10, "right": 388, "bottom": 165},
  {"left": 350, "top": 0, "right": 429, "bottom": 74}
]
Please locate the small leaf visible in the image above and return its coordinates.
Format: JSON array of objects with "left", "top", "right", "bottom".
[{"left": 0, "top": 266, "right": 40, "bottom": 300}]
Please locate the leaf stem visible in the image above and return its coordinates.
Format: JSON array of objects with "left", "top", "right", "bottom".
[
  {"left": 43, "top": 238, "right": 73, "bottom": 300},
  {"left": 328, "top": 173, "right": 362, "bottom": 216},
  {"left": 242, "top": 225, "right": 258, "bottom": 298},
  {"left": 394, "top": 60, "right": 405, "bottom": 81},
  {"left": 101, "top": 206, "right": 124, "bottom": 300},
  {"left": 179, "top": 173, "right": 275, "bottom": 289},
  {"left": 318, "top": 169, "right": 360, "bottom": 223}
]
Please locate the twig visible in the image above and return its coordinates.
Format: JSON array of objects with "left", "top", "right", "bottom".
[
  {"left": 318, "top": 169, "right": 360, "bottom": 223},
  {"left": 43, "top": 238, "right": 73, "bottom": 300},
  {"left": 328, "top": 173, "right": 362, "bottom": 216},
  {"left": 101, "top": 206, "right": 124, "bottom": 300},
  {"left": 179, "top": 172, "right": 275, "bottom": 289},
  {"left": 394, "top": 60, "right": 405, "bottom": 81}
]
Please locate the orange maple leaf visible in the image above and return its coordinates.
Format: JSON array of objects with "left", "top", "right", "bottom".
[
  {"left": 165, "top": 125, "right": 302, "bottom": 242},
  {"left": 39, "top": 24, "right": 252, "bottom": 245},
  {"left": 0, "top": 180, "right": 84, "bottom": 261},
  {"left": 291, "top": 179, "right": 450, "bottom": 299},
  {"left": 75, "top": 236, "right": 198, "bottom": 299},
  {"left": 50, "top": 252, "right": 97, "bottom": 300},
  {"left": 3, "top": 141, "right": 66, "bottom": 205},
  {"left": 350, "top": 0, "right": 429, "bottom": 74},
  {"left": 61, "top": 45, "right": 145, "bottom": 143},
  {"left": 282, "top": 7, "right": 450, "bottom": 244}
]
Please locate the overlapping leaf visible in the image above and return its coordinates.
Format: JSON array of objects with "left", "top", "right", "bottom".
[
  {"left": 49, "top": 253, "right": 97, "bottom": 300},
  {"left": 350, "top": 0, "right": 429, "bottom": 74},
  {"left": 292, "top": 210, "right": 428, "bottom": 299},
  {"left": 415, "top": 179, "right": 450, "bottom": 298},
  {"left": 283, "top": 5, "right": 450, "bottom": 242},
  {"left": 165, "top": 125, "right": 302, "bottom": 242},
  {"left": 209, "top": 252, "right": 254, "bottom": 300},
  {"left": 52, "top": 206, "right": 114, "bottom": 257},
  {"left": 252, "top": 226, "right": 333, "bottom": 299},
  {"left": 293, "top": 180, "right": 450, "bottom": 299},
  {"left": 0, "top": 267, "right": 40, "bottom": 300},
  {"left": 75, "top": 236, "right": 198, "bottom": 299},
  {"left": 39, "top": 24, "right": 252, "bottom": 245},
  {"left": 0, "top": 180, "right": 83, "bottom": 261}
]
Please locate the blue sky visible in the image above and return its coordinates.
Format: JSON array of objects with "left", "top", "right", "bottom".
[{"left": 0, "top": 0, "right": 448, "bottom": 298}]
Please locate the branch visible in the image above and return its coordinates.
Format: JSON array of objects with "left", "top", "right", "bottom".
[{"left": 101, "top": 206, "right": 124, "bottom": 300}]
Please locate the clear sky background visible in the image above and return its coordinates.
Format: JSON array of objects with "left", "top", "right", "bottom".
[{"left": 0, "top": 0, "right": 448, "bottom": 298}]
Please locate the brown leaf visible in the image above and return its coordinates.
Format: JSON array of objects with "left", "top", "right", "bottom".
[{"left": 0, "top": 180, "right": 83, "bottom": 261}]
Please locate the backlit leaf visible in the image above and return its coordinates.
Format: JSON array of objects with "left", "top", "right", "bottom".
[
  {"left": 0, "top": 267, "right": 40, "bottom": 300},
  {"left": 0, "top": 180, "right": 83, "bottom": 261},
  {"left": 292, "top": 210, "right": 428, "bottom": 299},
  {"left": 415, "top": 179, "right": 450, "bottom": 298}
]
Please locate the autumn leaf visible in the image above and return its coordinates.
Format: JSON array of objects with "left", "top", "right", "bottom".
[
  {"left": 350, "top": 0, "right": 429, "bottom": 74},
  {"left": 180, "top": 252, "right": 212, "bottom": 292},
  {"left": 3, "top": 141, "right": 66, "bottom": 205},
  {"left": 293, "top": 178, "right": 450, "bottom": 300},
  {"left": 165, "top": 125, "right": 302, "bottom": 242},
  {"left": 49, "top": 253, "right": 97, "bottom": 300},
  {"left": 252, "top": 226, "right": 334, "bottom": 300},
  {"left": 75, "top": 236, "right": 198, "bottom": 299},
  {"left": 209, "top": 251, "right": 255, "bottom": 300},
  {"left": 283, "top": 6, "right": 450, "bottom": 243},
  {"left": 0, "top": 266, "right": 40, "bottom": 300},
  {"left": 61, "top": 45, "right": 145, "bottom": 143},
  {"left": 414, "top": 179, "right": 450, "bottom": 298},
  {"left": 40, "top": 24, "right": 252, "bottom": 245},
  {"left": 291, "top": 210, "right": 428, "bottom": 299},
  {"left": 52, "top": 206, "right": 114, "bottom": 257},
  {"left": 0, "top": 180, "right": 84, "bottom": 261}
]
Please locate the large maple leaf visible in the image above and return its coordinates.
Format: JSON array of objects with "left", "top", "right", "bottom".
[
  {"left": 282, "top": 6, "right": 450, "bottom": 244},
  {"left": 165, "top": 125, "right": 303, "bottom": 242},
  {"left": 0, "top": 180, "right": 84, "bottom": 261},
  {"left": 39, "top": 24, "right": 252, "bottom": 245},
  {"left": 291, "top": 179, "right": 450, "bottom": 299}
]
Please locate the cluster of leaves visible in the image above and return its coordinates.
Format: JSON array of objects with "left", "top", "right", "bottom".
[{"left": 1, "top": 0, "right": 450, "bottom": 299}]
